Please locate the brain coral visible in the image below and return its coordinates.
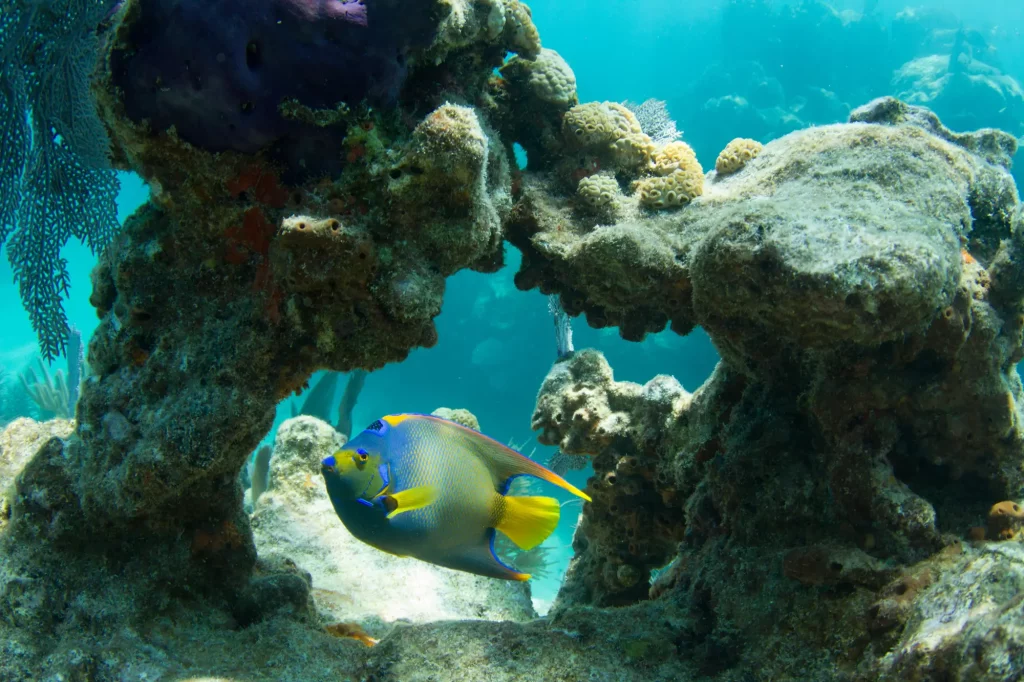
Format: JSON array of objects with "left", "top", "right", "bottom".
[
  {"left": 715, "top": 138, "right": 764, "bottom": 175},
  {"left": 563, "top": 102, "right": 656, "bottom": 171},
  {"left": 109, "top": 0, "right": 437, "bottom": 153},
  {"left": 633, "top": 141, "right": 705, "bottom": 209},
  {"left": 513, "top": 48, "right": 578, "bottom": 107}
]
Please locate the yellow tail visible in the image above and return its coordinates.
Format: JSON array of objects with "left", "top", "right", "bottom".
[{"left": 496, "top": 495, "right": 560, "bottom": 550}]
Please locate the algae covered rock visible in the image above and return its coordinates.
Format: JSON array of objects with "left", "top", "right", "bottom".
[
  {"left": 0, "top": 419, "right": 74, "bottom": 534},
  {"left": 863, "top": 544, "right": 1024, "bottom": 681},
  {"left": 252, "top": 416, "right": 535, "bottom": 633}
]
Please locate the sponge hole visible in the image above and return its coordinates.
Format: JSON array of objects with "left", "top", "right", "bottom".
[{"left": 246, "top": 40, "right": 262, "bottom": 70}]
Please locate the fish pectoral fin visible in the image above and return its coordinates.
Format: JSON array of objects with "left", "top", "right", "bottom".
[
  {"left": 497, "top": 495, "right": 560, "bottom": 550},
  {"left": 382, "top": 485, "right": 438, "bottom": 520}
]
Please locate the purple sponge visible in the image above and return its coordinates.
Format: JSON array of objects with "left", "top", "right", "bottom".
[{"left": 111, "top": 0, "right": 435, "bottom": 154}]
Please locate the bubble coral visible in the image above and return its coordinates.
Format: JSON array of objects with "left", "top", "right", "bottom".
[{"left": 715, "top": 137, "right": 764, "bottom": 175}]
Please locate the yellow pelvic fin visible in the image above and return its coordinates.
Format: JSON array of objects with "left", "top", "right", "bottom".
[
  {"left": 383, "top": 485, "right": 438, "bottom": 520},
  {"left": 497, "top": 495, "right": 561, "bottom": 550}
]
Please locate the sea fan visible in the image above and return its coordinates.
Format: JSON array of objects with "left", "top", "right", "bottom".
[
  {"left": 623, "top": 98, "right": 682, "bottom": 146},
  {"left": 1, "top": 0, "right": 121, "bottom": 360}
]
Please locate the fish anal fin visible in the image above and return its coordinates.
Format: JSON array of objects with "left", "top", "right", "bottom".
[
  {"left": 438, "top": 529, "right": 531, "bottom": 580},
  {"left": 497, "top": 495, "right": 560, "bottom": 550},
  {"left": 383, "top": 485, "right": 438, "bottom": 520}
]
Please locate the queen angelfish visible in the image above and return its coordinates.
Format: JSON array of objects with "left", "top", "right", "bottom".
[{"left": 320, "top": 413, "right": 592, "bottom": 580}]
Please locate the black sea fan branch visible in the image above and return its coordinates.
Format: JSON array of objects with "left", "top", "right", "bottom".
[{"left": 1, "top": 0, "right": 121, "bottom": 360}]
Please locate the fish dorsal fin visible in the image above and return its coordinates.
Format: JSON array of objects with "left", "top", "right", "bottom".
[
  {"left": 384, "top": 413, "right": 592, "bottom": 502},
  {"left": 434, "top": 417, "right": 591, "bottom": 502},
  {"left": 497, "top": 495, "right": 560, "bottom": 550},
  {"left": 382, "top": 485, "right": 438, "bottom": 520}
]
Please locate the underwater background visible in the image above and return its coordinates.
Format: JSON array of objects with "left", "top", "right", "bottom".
[{"left": 1, "top": 0, "right": 1023, "bottom": 612}]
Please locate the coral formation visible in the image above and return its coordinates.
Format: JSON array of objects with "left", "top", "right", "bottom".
[
  {"left": 510, "top": 97, "right": 1024, "bottom": 680},
  {"left": 0, "top": 2, "right": 536, "bottom": 677},
  {"left": 430, "top": 407, "right": 481, "bottom": 431},
  {"left": 503, "top": 48, "right": 578, "bottom": 108},
  {"left": 713, "top": 137, "right": 763, "bottom": 175},
  {"left": 496, "top": 47, "right": 577, "bottom": 172}
]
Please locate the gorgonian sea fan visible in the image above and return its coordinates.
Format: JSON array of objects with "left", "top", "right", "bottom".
[{"left": 1, "top": 0, "right": 120, "bottom": 361}]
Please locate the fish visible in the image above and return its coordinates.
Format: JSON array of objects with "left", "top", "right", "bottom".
[{"left": 320, "top": 413, "right": 592, "bottom": 580}]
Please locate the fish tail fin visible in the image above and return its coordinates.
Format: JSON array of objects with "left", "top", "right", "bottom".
[{"left": 497, "top": 495, "right": 561, "bottom": 550}]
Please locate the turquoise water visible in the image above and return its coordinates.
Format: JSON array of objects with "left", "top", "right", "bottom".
[{"left": 2, "top": 0, "right": 1022, "bottom": 607}]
